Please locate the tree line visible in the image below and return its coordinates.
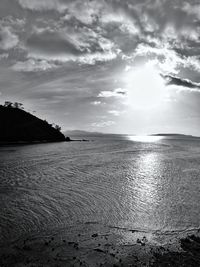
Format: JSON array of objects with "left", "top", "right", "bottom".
[
  {"left": 4, "top": 101, "right": 24, "bottom": 109},
  {"left": 2, "top": 101, "right": 62, "bottom": 132}
]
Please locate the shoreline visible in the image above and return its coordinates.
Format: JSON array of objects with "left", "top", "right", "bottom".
[
  {"left": 0, "top": 140, "right": 65, "bottom": 146},
  {"left": 0, "top": 138, "right": 90, "bottom": 146},
  {"left": 1, "top": 223, "right": 200, "bottom": 266}
]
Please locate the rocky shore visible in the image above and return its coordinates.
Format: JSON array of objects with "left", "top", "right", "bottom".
[{"left": 1, "top": 223, "right": 200, "bottom": 267}]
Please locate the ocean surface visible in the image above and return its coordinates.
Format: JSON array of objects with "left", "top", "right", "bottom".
[{"left": 0, "top": 135, "right": 200, "bottom": 244}]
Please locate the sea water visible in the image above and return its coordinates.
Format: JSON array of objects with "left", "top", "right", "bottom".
[{"left": 0, "top": 135, "right": 200, "bottom": 243}]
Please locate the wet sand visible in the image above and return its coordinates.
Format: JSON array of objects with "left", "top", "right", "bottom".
[{"left": 1, "top": 223, "right": 200, "bottom": 267}]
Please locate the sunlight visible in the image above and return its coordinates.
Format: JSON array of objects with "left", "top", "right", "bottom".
[
  {"left": 125, "top": 63, "right": 166, "bottom": 109},
  {"left": 128, "top": 135, "right": 164, "bottom": 142},
  {"left": 122, "top": 151, "right": 164, "bottom": 232}
]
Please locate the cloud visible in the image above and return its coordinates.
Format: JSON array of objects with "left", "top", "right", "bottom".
[
  {"left": 29, "top": 49, "right": 117, "bottom": 65},
  {"left": 184, "top": 57, "right": 200, "bottom": 73},
  {"left": 100, "top": 9, "right": 140, "bottom": 35},
  {"left": 182, "top": 2, "right": 200, "bottom": 20},
  {"left": 12, "top": 59, "right": 58, "bottom": 72},
  {"left": 91, "top": 120, "right": 115, "bottom": 128},
  {"left": 134, "top": 42, "right": 200, "bottom": 75},
  {"left": 27, "top": 29, "right": 84, "bottom": 57},
  {"left": 63, "top": 1, "right": 103, "bottom": 25},
  {"left": 0, "top": 26, "right": 19, "bottom": 50},
  {"left": 0, "top": 53, "right": 8, "bottom": 60},
  {"left": 18, "top": 0, "right": 103, "bottom": 25},
  {"left": 25, "top": 26, "right": 119, "bottom": 64},
  {"left": 108, "top": 110, "right": 121, "bottom": 116},
  {"left": 0, "top": 16, "right": 25, "bottom": 29},
  {"left": 17, "top": 0, "right": 68, "bottom": 12},
  {"left": 91, "top": 101, "right": 101, "bottom": 105},
  {"left": 163, "top": 74, "right": 200, "bottom": 91},
  {"left": 2, "top": 0, "right": 199, "bottom": 73},
  {"left": 134, "top": 44, "right": 180, "bottom": 73},
  {"left": 98, "top": 88, "right": 126, "bottom": 98}
]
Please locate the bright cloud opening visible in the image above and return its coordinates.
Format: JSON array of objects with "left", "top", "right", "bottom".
[{"left": 125, "top": 63, "right": 166, "bottom": 109}]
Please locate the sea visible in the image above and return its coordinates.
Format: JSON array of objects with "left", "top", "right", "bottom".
[{"left": 0, "top": 135, "right": 200, "bottom": 244}]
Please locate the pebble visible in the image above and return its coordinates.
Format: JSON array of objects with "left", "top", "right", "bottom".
[{"left": 92, "top": 233, "right": 98, "bottom": 238}]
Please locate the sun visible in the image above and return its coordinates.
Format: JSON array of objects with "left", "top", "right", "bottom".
[{"left": 125, "top": 63, "right": 166, "bottom": 109}]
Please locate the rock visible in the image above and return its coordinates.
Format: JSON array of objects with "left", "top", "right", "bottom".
[{"left": 92, "top": 233, "right": 98, "bottom": 238}]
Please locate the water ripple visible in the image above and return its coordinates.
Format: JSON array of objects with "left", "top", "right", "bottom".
[{"left": 0, "top": 139, "right": 200, "bottom": 242}]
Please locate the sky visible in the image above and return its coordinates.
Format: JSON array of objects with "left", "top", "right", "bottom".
[{"left": 0, "top": 0, "right": 200, "bottom": 135}]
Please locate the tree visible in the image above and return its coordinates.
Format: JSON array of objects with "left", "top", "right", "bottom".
[
  {"left": 13, "top": 102, "right": 23, "bottom": 109},
  {"left": 4, "top": 101, "right": 13, "bottom": 108},
  {"left": 54, "top": 124, "right": 61, "bottom": 132}
]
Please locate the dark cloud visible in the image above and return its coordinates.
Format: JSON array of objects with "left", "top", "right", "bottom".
[
  {"left": 162, "top": 74, "right": 200, "bottom": 90},
  {"left": 24, "top": 22, "right": 119, "bottom": 63},
  {"left": 27, "top": 30, "right": 84, "bottom": 57}
]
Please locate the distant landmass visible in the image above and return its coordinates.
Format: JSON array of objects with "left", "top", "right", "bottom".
[
  {"left": 151, "top": 133, "right": 200, "bottom": 138},
  {"left": 0, "top": 103, "right": 65, "bottom": 144},
  {"left": 65, "top": 131, "right": 200, "bottom": 139},
  {"left": 64, "top": 130, "right": 105, "bottom": 137}
]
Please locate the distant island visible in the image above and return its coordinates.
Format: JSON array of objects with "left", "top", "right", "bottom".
[
  {"left": 64, "top": 130, "right": 104, "bottom": 137},
  {"left": 151, "top": 133, "right": 200, "bottom": 139},
  {"left": 65, "top": 131, "right": 200, "bottom": 139},
  {"left": 0, "top": 102, "right": 66, "bottom": 144}
]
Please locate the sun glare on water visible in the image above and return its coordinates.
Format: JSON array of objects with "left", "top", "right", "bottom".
[
  {"left": 128, "top": 135, "right": 164, "bottom": 142},
  {"left": 126, "top": 63, "right": 166, "bottom": 109}
]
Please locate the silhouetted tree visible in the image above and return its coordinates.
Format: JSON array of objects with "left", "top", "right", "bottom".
[
  {"left": 65, "top": 136, "right": 71, "bottom": 142},
  {"left": 4, "top": 101, "right": 13, "bottom": 108},
  {"left": 13, "top": 102, "right": 23, "bottom": 109},
  {"left": 55, "top": 124, "right": 61, "bottom": 131}
]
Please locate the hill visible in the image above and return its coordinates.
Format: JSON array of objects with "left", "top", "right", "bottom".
[
  {"left": 0, "top": 104, "right": 65, "bottom": 144},
  {"left": 64, "top": 130, "right": 104, "bottom": 137},
  {"left": 151, "top": 133, "right": 200, "bottom": 139}
]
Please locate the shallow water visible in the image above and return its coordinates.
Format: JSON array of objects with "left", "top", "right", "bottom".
[{"left": 0, "top": 136, "right": 200, "bottom": 243}]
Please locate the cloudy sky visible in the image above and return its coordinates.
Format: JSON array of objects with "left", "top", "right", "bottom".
[{"left": 0, "top": 0, "right": 200, "bottom": 135}]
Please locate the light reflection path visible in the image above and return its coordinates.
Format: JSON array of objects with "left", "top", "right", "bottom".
[
  {"left": 123, "top": 145, "right": 164, "bottom": 232},
  {"left": 128, "top": 135, "right": 164, "bottom": 143},
  {"left": 136, "top": 153, "right": 161, "bottom": 205}
]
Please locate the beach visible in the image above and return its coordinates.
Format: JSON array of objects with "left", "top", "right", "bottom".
[{"left": 1, "top": 222, "right": 200, "bottom": 266}]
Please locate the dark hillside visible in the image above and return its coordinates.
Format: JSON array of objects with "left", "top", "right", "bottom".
[{"left": 0, "top": 105, "right": 65, "bottom": 143}]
